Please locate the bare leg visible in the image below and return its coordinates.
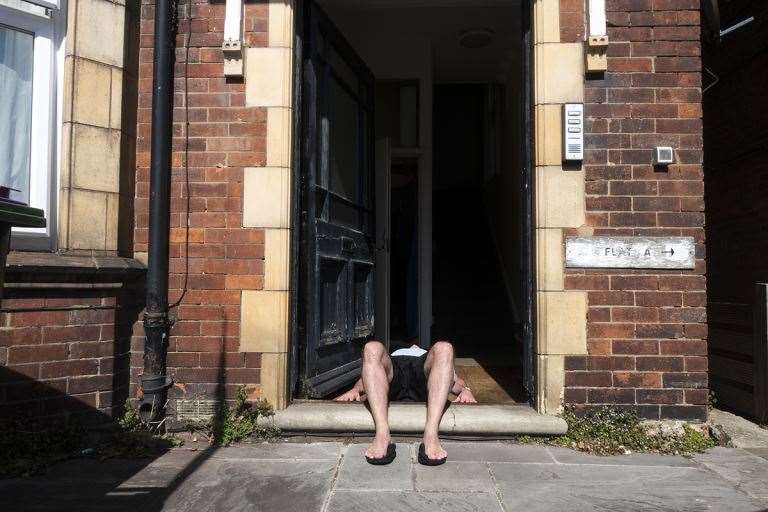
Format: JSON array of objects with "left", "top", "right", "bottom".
[
  {"left": 422, "top": 341, "right": 454, "bottom": 460},
  {"left": 361, "top": 341, "right": 394, "bottom": 458}
]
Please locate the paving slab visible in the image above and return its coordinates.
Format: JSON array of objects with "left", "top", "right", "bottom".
[
  {"left": 547, "top": 446, "right": 697, "bottom": 467},
  {"left": 327, "top": 490, "right": 504, "bottom": 512},
  {"left": 693, "top": 447, "right": 768, "bottom": 500},
  {"left": 491, "top": 462, "right": 765, "bottom": 512},
  {"left": 710, "top": 409, "right": 768, "bottom": 448},
  {"left": 118, "top": 449, "right": 213, "bottom": 488},
  {"left": 746, "top": 447, "right": 768, "bottom": 462},
  {"left": 335, "top": 443, "right": 413, "bottom": 491},
  {"left": 161, "top": 458, "right": 337, "bottom": 512},
  {"left": 3, "top": 442, "right": 768, "bottom": 512},
  {"left": 441, "top": 441, "right": 556, "bottom": 463},
  {"left": 208, "top": 441, "right": 342, "bottom": 461},
  {"left": 414, "top": 461, "right": 494, "bottom": 493}
]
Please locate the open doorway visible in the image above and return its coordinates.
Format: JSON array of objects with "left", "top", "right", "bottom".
[
  {"left": 295, "top": 0, "right": 533, "bottom": 404},
  {"left": 431, "top": 84, "right": 527, "bottom": 403}
]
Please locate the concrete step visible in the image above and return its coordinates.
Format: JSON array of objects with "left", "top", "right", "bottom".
[{"left": 267, "top": 401, "right": 567, "bottom": 436}]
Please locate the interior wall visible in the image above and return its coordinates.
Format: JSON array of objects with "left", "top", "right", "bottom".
[{"left": 433, "top": 85, "right": 485, "bottom": 191}]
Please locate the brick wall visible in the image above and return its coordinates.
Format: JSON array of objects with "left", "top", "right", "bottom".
[
  {"left": 0, "top": 283, "right": 139, "bottom": 424},
  {"left": 563, "top": 0, "right": 707, "bottom": 421},
  {"left": 560, "top": 0, "right": 585, "bottom": 43},
  {"left": 132, "top": 0, "right": 268, "bottom": 405}
]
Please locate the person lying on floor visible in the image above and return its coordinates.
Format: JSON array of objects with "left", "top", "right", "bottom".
[{"left": 334, "top": 341, "right": 477, "bottom": 466}]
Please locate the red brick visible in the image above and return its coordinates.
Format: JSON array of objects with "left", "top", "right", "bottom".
[
  {"left": 611, "top": 276, "right": 658, "bottom": 290},
  {"left": 589, "top": 323, "right": 635, "bottom": 339},
  {"left": 608, "top": 57, "right": 653, "bottom": 72},
  {"left": 611, "top": 307, "right": 659, "bottom": 322},
  {"left": 244, "top": 352, "right": 262, "bottom": 368},
  {"left": 42, "top": 325, "right": 101, "bottom": 344},
  {"left": 635, "top": 323, "right": 684, "bottom": 339},
  {"left": 662, "top": 372, "right": 707, "bottom": 389},
  {"left": 635, "top": 292, "right": 682, "bottom": 307},
  {"left": 636, "top": 356, "right": 684, "bottom": 371},
  {"left": 0, "top": 327, "right": 42, "bottom": 347},
  {"left": 8, "top": 345, "right": 68, "bottom": 364},
  {"left": 587, "top": 356, "right": 634, "bottom": 371},
  {"left": 588, "top": 340, "right": 613, "bottom": 355},
  {"left": 8, "top": 311, "right": 70, "bottom": 328},
  {"left": 167, "top": 352, "right": 200, "bottom": 367},
  {"left": 637, "top": 389, "right": 684, "bottom": 404},
  {"left": 588, "top": 291, "right": 635, "bottom": 306},
  {"left": 199, "top": 352, "right": 245, "bottom": 368},
  {"left": 587, "top": 388, "right": 636, "bottom": 403},
  {"left": 68, "top": 375, "right": 112, "bottom": 394},
  {"left": 40, "top": 360, "right": 99, "bottom": 379},
  {"left": 684, "top": 389, "right": 708, "bottom": 405},
  {"left": 565, "top": 356, "right": 588, "bottom": 371},
  {"left": 566, "top": 371, "right": 613, "bottom": 387},
  {"left": 613, "top": 372, "right": 662, "bottom": 387},
  {"left": 613, "top": 340, "right": 659, "bottom": 355}
]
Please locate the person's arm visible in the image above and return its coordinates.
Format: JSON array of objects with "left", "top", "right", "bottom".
[
  {"left": 334, "top": 377, "right": 366, "bottom": 401},
  {"left": 451, "top": 374, "right": 477, "bottom": 403}
]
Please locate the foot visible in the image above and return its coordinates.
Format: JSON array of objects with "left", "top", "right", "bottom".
[
  {"left": 422, "top": 432, "right": 447, "bottom": 461},
  {"left": 365, "top": 432, "right": 391, "bottom": 459}
]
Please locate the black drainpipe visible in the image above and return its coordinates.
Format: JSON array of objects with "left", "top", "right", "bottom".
[{"left": 139, "top": 0, "right": 177, "bottom": 422}]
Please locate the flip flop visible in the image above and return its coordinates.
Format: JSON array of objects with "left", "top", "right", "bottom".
[
  {"left": 365, "top": 443, "right": 396, "bottom": 465},
  {"left": 418, "top": 442, "right": 447, "bottom": 466}
]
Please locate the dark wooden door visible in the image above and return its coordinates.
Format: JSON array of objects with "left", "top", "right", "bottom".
[
  {"left": 519, "top": 0, "right": 535, "bottom": 399},
  {"left": 298, "top": 1, "right": 376, "bottom": 398}
]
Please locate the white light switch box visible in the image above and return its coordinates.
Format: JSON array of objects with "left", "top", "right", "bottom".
[
  {"left": 563, "top": 103, "right": 584, "bottom": 162},
  {"left": 654, "top": 146, "right": 674, "bottom": 166}
]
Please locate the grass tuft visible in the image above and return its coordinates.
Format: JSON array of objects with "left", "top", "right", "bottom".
[
  {"left": 518, "top": 407, "right": 716, "bottom": 456},
  {"left": 185, "top": 387, "right": 281, "bottom": 446}
]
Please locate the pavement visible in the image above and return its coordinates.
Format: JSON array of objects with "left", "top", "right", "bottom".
[
  {"left": 710, "top": 409, "right": 768, "bottom": 449},
  {"left": 1, "top": 441, "right": 767, "bottom": 511}
]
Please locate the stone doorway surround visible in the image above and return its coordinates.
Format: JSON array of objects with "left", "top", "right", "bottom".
[
  {"left": 531, "top": 0, "right": 587, "bottom": 414},
  {"left": 241, "top": 0, "right": 589, "bottom": 415}
]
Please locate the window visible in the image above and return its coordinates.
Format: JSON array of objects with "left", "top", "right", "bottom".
[{"left": 0, "top": 0, "right": 56, "bottom": 249}]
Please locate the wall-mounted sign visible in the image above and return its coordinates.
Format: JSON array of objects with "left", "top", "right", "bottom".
[{"left": 565, "top": 236, "right": 695, "bottom": 269}]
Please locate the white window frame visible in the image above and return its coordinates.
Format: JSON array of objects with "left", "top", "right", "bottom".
[{"left": 0, "top": 2, "right": 59, "bottom": 251}]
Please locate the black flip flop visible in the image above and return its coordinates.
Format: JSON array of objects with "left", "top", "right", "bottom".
[
  {"left": 417, "top": 442, "right": 447, "bottom": 466},
  {"left": 365, "top": 443, "right": 396, "bottom": 465}
]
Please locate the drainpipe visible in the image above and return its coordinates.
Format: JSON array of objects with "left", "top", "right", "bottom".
[{"left": 140, "top": 0, "right": 177, "bottom": 422}]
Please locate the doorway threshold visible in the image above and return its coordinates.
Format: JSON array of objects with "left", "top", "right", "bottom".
[{"left": 265, "top": 400, "right": 566, "bottom": 437}]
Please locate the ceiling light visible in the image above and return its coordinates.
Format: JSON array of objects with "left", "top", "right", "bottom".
[{"left": 459, "top": 28, "right": 494, "bottom": 49}]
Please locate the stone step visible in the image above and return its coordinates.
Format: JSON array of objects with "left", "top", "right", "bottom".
[{"left": 267, "top": 401, "right": 567, "bottom": 436}]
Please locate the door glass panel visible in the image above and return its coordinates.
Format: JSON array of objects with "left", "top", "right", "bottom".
[
  {"left": 0, "top": 25, "right": 34, "bottom": 204},
  {"left": 360, "top": 110, "right": 370, "bottom": 208},
  {"left": 329, "top": 196, "right": 359, "bottom": 229},
  {"left": 353, "top": 264, "right": 374, "bottom": 338},
  {"left": 319, "top": 258, "right": 347, "bottom": 345},
  {"left": 327, "top": 45, "right": 358, "bottom": 92},
  {"left": 329, "top": 74, "right": 360, "bottom": 202}
]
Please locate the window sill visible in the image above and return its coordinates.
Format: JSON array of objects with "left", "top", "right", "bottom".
[{"left": 5, "top": 252, "right": 145, "bottom": 287}]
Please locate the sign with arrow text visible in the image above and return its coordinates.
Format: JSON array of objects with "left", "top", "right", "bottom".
[{"left": 565, "top": 236, "right": 695, "bottom": 269}]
